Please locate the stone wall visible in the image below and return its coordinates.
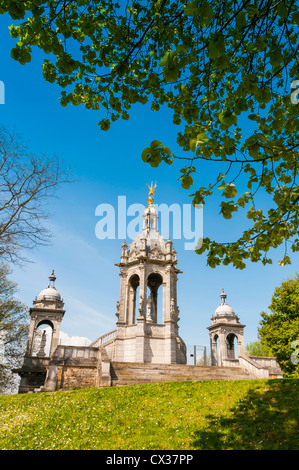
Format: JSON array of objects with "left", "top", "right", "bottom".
[
  {"left": 56, "top": 365, "right": 98, "bottom": 390},
  {"left": 45, "top": 345, "right": 107, "bottom": 391}
]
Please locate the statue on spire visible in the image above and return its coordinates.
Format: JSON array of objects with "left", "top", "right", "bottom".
[{"left": 146, "top": 181, "right": 156, "bottom": 208}]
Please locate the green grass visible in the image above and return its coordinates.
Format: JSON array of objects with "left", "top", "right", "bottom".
[{"left": 0, "top": 379, "right": 298, "bottom": 450}]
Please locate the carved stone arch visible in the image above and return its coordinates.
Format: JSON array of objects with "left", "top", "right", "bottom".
[
  {"left": 146, "top": 272, "right": 163, "bottom": 323},
  {"left": 226, "top": 332, "right": 238, "bottom": 359},
  {"left": 147, "top": 271, "right": 163, "bottom": 287},
  {"left": 212, "top": 332, "right": 219, "bottom": 343},
  {"left": 210, "top": 333, "right": 220, "bottom": 366},
  {"left": 33, "top": 319, "right": 55, "bottom": 357},
  {"left": 36, "top": 318, "right": 54, "bottom": 330},
  {"left": 129, "top": 273, "right": 140, "bottom": 290},
  {"left": 127, "top": 273, "right": 140, "bottom": 324}
]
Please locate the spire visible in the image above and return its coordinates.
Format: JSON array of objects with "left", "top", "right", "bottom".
[{"left": 128, "top": 181, "right": 166, "bottom": 255}]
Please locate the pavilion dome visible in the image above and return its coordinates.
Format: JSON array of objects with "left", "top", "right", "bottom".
[
  {"left": 214, "top": 303, "right": 235, "bottom": 316},
  {"left": 214, "top": 289, "right": 235, "bottom": 316},
  {"left": 37, "top": 286, "right": 61, "bottom": 301},
  {"left": 36, "top": 270, "right": 61, "bottom": 301}
]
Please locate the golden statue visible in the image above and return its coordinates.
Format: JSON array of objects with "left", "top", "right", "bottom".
[{"left": 146, "top": 182, "right": 156, "bottom": 207}]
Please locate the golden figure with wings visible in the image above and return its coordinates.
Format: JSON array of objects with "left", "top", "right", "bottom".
[{"left": 146, "top": 182, "right": 156, "bottom": 207}]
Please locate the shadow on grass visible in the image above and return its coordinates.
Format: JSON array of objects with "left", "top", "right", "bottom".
[{"left": 191, "top": 379, "right": 299, "bottom": 450}]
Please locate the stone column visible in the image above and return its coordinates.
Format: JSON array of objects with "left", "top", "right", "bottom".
[
  {"left": 238, "top": 331, "right": 245, "bottom": 356},
  {"left": 163, "top": 267, "right": 172, "bottom": 323},
  {"left": 127, "top": 285, "right": 135, "bottom": 325},
  {"left": 26, "top": 315, "right": 37, "bottom": 355},
  {"left": 164, "top": 319, "right": 177, "bottom": 364},
  {"left": 138, "top": 262, "right": 146, "bottom": 318},
  {"left": 135, "top": 316, "right": 146, "bottom": 362},
  {"left": 117, "top": 271, "right": 127, "bottom": 325},
  {"left": 219, "top": 332, "right": 226, "bottom": 366},
  {"left": 210, "top": 335, "right": 218, "bottom": 366},
  {"left": 49, "top": 320, "right": 62, "bottom": 356},
  {"left": 124, "top": 281, "right": 130, "bottom": 324}
]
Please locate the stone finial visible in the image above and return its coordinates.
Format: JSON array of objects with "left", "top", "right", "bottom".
[
  {"left": 220, "top": 288, "right": 227, "bottom": 304},
  {"left": 48, "top": 269, "right": 56, "bottom": 287}
]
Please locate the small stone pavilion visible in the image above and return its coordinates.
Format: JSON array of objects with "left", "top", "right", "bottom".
[
  {"left": 15, "top": 184, "right": 283, "bottom": 393},
  {"left": 208, "top": 289, "right": 246, "bottom": 366}
]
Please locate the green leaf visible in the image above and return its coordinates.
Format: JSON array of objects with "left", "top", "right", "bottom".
[
  {"left": 236, "top": 11, "right": 247, "bottom": 28},
  {"left": 247, "top": 207, "right": 256, "bottom": 219},
  {"left": 180, "top": 174, "right": 193, "bottom": 189},
  {"left": 159, "top": 51, "right": 171, "bottom": 67},
  {"left": 220, "top": 201, "right": 238, "bottom": 219},
  {"left": 184, "top": 1, "right": 200, "bottom": 16},
  {"left": 223, "top": 183, "right": 237, "bottom": 199},
  {"left": 277, "top": 4, "right": 288, "bottom": 18},
  {"left": 163, "top": 67, "right": 180, "bottom": 82},
  {"left": 218, "top": 109, "right": 237, "bottom": 126},
  {"left": 11, "top": 47, "right": 20, "bottom": 61},
  {"left": 196, "top": 132, "right": 209, "bottom": 144},
  {"left": 141, "top": 147, "right": 151, "bottom": 162},
  {"left": 162, "top": 146, "right": 172, "bottom": 156},
  {"left": 199, "top": 2, "right": 213, "bottom": 27},
  {"left": 208, "top": 33, "right": 225, "bottom": 59},
  {"left": 150, "top": 140, "right": 163, "bottom": 149},
  {"left": 98, "top": 119, "right": 110, "bottom": 131},
  {"left": 291, "top": 12, "right": 299, "bottom": 26},
  {"left": 248, "top": 142, "right": 260, "bottom": 159},
  {"left": 218, "top": 181, "right": 226, "bottom": 190},
  {"left": 270, "top": 50, "right": 282, "bottom": 67}
]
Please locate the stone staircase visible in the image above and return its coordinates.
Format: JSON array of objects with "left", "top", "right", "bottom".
[{"left": 110, "top": 362, "right": 252, "bottom": 386}]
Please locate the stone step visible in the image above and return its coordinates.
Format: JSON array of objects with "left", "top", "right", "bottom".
[
  {"left": 110, "top": 361, "right": 251, "bottom": 386},
  {"left": 111, "top": 362, "right": 239, "bottom": 372},
  {"left": 111, "top": 370, "right": 249, "bottom": 380}
]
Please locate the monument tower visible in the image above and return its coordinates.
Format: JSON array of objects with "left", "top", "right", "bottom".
[{"left": 103, "top": 182, "right": 187, "bottom": 364}]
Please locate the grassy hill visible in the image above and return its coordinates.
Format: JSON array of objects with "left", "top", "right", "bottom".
[{"left": 0, "top": 378, "right": 298, "bottom": 450}]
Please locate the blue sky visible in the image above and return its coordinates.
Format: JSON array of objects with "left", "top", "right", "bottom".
[{"left": 0, "top": 13, "right": 298, "bottom": 353}]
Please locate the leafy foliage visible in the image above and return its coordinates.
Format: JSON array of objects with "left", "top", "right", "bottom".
[
  {"left": 0, "top": 264, "right": 29, "bottom": 394},
  {"left": 2, "top": 0, "right": 299, "bottom": 268},
  {"left": 246, "top": 340, "right": 273, "bottom": 357},
  {"left": 259, "top": 273, "right": 299, "bottom": 378}
]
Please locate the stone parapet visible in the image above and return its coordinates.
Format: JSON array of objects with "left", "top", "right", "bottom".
[
  {"left": 239, "top": 354, "right": 283, "bottom": 379},
  {"left": 43, "top": 345, "right": 112, "bottom": 391}
]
